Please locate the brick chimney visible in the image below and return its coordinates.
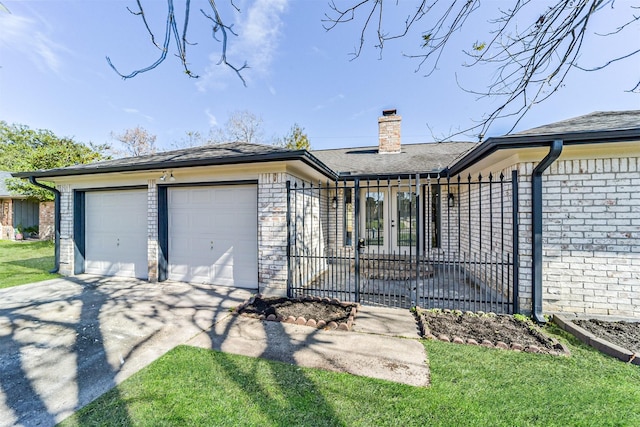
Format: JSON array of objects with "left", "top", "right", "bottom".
[{"left": 378, "top": 109, "right": 401, "bottom": 154}]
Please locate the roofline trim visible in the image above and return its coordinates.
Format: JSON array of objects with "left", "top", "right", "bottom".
[
  {"left": 12, "top": 150, "right": 339, "bottom": 180},
  {"left": 447, "top": 128, "right": 640, "bottom": 176}
]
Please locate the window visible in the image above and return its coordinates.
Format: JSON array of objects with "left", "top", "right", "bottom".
[
  {"left": 343, "top": 189, "right": 353, "bottom": 245},
  {"left": 365, "top": 191, "right": 384, "bottom": 246}
]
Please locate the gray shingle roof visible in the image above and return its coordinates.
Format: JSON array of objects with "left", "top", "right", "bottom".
[
  {"left": 14, "top": 142, "right": 335, "bottom": 179},
  {"left": 311, "top": 142, "right": 478, "bottom": 176},
  {"left": 513, "top": 110, "right": 640, "bottom": 136}
]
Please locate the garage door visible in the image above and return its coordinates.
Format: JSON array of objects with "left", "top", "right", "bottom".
[
  {"left": 85, "top": 190, "right": 148, "bottom": 279},
  {"left": 168, "top": 185, "right": 257, "bottom": 288}
]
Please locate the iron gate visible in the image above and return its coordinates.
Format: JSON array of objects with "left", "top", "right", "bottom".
[{"left": 286, "top": 171, "right": 519, "bottom": 314}]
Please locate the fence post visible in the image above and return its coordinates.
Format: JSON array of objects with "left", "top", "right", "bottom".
[
  {"left": 414, "top": 174, "right": 420, "bottom": 307},
  {"left": 354, "top": 178, "right": 361, "bottom": 303},
  {"left": 512, "top": 170, "right": 519, "bottom": 314},
  {"left": 286, "top": 180, "right": 292, "bottom": 298}
]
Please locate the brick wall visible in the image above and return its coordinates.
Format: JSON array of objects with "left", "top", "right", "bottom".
[
  {"left": 39, "top": 201, "right": 55, "bottom": 240},
  {"left": 258, "top": 172, "right": 290, "bottom": 296},
  {"left": 0, "top": 199, "right": 13, "bottom": 239},
  {"left": 147, "top": 179, "right": 158, "bottom": 282},
  {"left": 58, "top": 185, "right": 74, "bottom": 276},
  {"left": 541, "top": 157, "right": 640, "bottom": 317}
]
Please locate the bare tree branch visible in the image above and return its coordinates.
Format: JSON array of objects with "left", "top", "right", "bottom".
[
  {"left": 107, "top": 0, "right": 247, "bottom": 83},
  {"left": 324, "top": 0, "right": 640, "bottom": 139}
]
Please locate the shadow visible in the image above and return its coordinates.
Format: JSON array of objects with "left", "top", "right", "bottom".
[
  {"left": 71, "top": 283, "right": 132, "bottom": 426},
  {"left": 203, "top": 311, "right": 345, "bottom": 425},
  {"left": 4, "top": 256, "right": 55, "bottom": 269},
  {"left": 2, "top": 275, "right": 335, "bottom": 425},
  {"left": 0, "top": 276, "right": 133, "bottom": 427}
]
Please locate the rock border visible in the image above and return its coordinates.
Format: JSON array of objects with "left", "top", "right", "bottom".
[
  {"left": 415, "top": 307, "right": 570, "bottom": 356},
  {"left": 235, "top": 294, "right": 359, "bottom": 331},
  {"left": 553, "top": 314, "right": 639, "bottom": 365}
]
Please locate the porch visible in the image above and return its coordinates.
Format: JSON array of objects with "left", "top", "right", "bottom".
[{"left": 286, "top": 172, "right": 519, "bottom": 314}]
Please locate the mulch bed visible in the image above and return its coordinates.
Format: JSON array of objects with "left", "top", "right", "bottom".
[
  {"left": 416, "top": 309, "right": 569, "bottom": 355},
  {"left": 236, "top": 296, "right": 359, "bottom": 331},
  {"left": 573, "top": 319, "right": 640, "bottom": 355}
]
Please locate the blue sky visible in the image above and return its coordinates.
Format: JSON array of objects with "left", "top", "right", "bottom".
[{"left": 0, "top": 0, "right": 638, "bottom": 152}]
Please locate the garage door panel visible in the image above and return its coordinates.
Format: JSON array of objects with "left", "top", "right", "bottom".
[
  {"left": 167, "top": 185, "right": 257, "bottom": 288},
  {"left": 85, "top": 190, "right": 148, "bottom": 279}
]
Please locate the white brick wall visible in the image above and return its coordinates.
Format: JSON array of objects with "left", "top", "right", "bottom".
[
  {"left": 542, "top": 156, "right": 640, "bottom": 317},
  {"left": 147, "top": 179, "right": 158, "bottom": 282},
  {"left": 258, "top": 172, "right": 290, "bottom": 296},
  {"left": 58, "top": 185, "right": 74, "bottom": 276}
]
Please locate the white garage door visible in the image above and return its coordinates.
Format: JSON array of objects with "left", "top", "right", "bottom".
[
  {"left": 85, "top": 190, "right": 148, "bottom": 279},
  {"left": 168, "top": 185, "right": 257, "bottom": 288}
]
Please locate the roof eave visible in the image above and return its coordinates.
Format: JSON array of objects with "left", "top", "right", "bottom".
[
  {"left": 12, "top": 150, "right": 338, "bottom": 181},
  {"left": 447, "top": 128, "right": 640, "bottom": 176}
]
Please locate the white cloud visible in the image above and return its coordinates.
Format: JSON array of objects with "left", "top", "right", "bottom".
[
  {"left": 196, "top": 0, "right": 289, "bottom": 91},
  {"left": 205, "top": 109, "right": 218, "bottom": 127},
  {"left": 0, "top": 13, "right": 69, "bottom": 73},
  {"left": 123, "top": 107, "right": 154, "bottom": 122}
]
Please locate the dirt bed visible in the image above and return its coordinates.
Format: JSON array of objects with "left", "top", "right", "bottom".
[
  {"left": 237, "top": 296, "right": 356, "bottom": 325},
  {"left": 573, "top": 319, "right": 640, "bottom": 354},
  {"left": 417, "top": 309, "right": 568, "bottom": 355}
]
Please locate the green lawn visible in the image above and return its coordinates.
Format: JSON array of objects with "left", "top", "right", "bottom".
[
  {"left": 0, "top": 240, "right": 59, "bottom": 289},
  {"left": 60, "top": 326, "right": 640, "bottom": 427}
]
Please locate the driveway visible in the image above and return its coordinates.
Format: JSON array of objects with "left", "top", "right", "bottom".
[{"left": 0, "top": 275, "right": 252, "bottom": 427}]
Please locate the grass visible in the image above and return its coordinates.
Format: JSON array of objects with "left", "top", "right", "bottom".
[
  {"left": 60, "top": 325, "right": 640, "bottom": 427},
  {"left": 0, "top": 240, "right": 59, "bottom": 289}
]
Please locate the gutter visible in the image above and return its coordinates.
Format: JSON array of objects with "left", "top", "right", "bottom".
[
  {"left": 13, "top": 150, "right": 338, "bottom": 181},
  {"left": 531, "top": 140, "right": 563, "bottom": 324},
  {"left": 448, "top": 128, "right": 640, "bottom": 176},
  {"left": 28, "top": 177, "right": 60, "bottom": 274}
]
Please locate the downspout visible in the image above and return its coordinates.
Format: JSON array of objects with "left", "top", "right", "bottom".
[
  {"left": 28, "top": 177, "right": 60, "bottom": 273},
  {"left": 531, "top": 139, "right": 563, "bottom": 324}
]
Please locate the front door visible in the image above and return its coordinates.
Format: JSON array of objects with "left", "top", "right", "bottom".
[{"left": 361, "top": 185, "right": 419, "bottom": 254}]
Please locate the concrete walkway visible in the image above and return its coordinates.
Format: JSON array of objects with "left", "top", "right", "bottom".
[
  {"left": 189, "top": 305, "right": 428, "bottom": 387},
  {"left": 0, "top": 277, "right": 428, "bottom": 427}
]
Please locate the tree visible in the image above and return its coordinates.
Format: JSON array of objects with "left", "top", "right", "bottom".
[
  {"left": 279, "top": 123, "right": 310, "bottom": 150},
  {"left": 0, "top": 121, "right": 109, "bottom": 201},
  {"left": 323, "top": 0, "right": 640, "bottom": 137},
  {"left": 170, "top": 130, "right": 207, "bottom": 150},
  {"left": 209, "top": 110, "right": 265, "bottom": 144},
  {"left": 110, "top": 126, "right": 157, "bottom": 157},
  {"left": 112, "top": 1, "right": 639, "bottom": 138}
]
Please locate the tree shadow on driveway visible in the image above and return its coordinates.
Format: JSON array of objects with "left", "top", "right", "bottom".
[{"left": 0, "top": 275, "right": 251, "bottom": 427}]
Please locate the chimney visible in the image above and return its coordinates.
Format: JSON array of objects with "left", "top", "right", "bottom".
[{"left": 378, "top": 109, "right": 401, "bottom": 154}]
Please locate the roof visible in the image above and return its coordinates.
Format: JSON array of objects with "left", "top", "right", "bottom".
[
  {"left": 311, "top": 142, "right": 477, "bottom": 177},
  {"left": 448, "top": 110, "right": 640, "bottom": 175},
  {"left": 512, "top": 110, "right": 640, "bottom": 136},
  {"left": 13, "top": 142, "right": 337, "bottom": 179}
]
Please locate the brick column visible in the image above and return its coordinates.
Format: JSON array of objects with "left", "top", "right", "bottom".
[
  {"left": 58, "top": 185, "right": 74, "bottom": 276},
  {"left": 147, "top": 179, "right": 159, "bottom": 282},
  {"left": 258, "top": 172, "right": 290, "bottom": 296}
]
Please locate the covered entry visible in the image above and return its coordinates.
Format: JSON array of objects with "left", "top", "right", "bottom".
[
  {"left": 287, "top": 173, "right": 519, "bottom": 313},
  {"left": 163, "top": 184, "right": 258, "bottom": 288}
]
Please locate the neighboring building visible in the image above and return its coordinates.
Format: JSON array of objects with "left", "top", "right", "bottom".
[
  {"left": 13, "top": 110, "right": 640, "bottom": 319},
  {"left": 0, "top": 171, "right": 51, "bottom": 240}
]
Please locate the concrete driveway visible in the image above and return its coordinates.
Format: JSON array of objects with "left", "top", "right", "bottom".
[{"left": 0, "top": 275, "right": 252, "bottom": 427}]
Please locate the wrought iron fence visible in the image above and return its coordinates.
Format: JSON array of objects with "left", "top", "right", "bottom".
[{"left": 287, "top": 171, "right": 519, "bottom": 313}]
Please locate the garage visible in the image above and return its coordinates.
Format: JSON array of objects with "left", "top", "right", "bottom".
[
  {"left": 84, "top": 189, "right": 148, "bottom": 279},
  {"left": 167, "top": 184, "right": 258, "bottom": 288}
]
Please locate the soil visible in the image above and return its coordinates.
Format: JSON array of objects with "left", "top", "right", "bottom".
[
  {"left": 238, "top": 296, "right": 356, "bottom": 325},
  {"left": 417, "top": 309, "right": 568, "bottom": 354},
  {"left": 573, "top": 319, "right": 640, "bottom": 354}
]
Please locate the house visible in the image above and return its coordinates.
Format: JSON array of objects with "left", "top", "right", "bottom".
[
  {"left": 13, "top": 110, "right": 640, "bottom": 319},
  {"left": 0, "top": 171, "right": 54, "bottom": 240}
]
